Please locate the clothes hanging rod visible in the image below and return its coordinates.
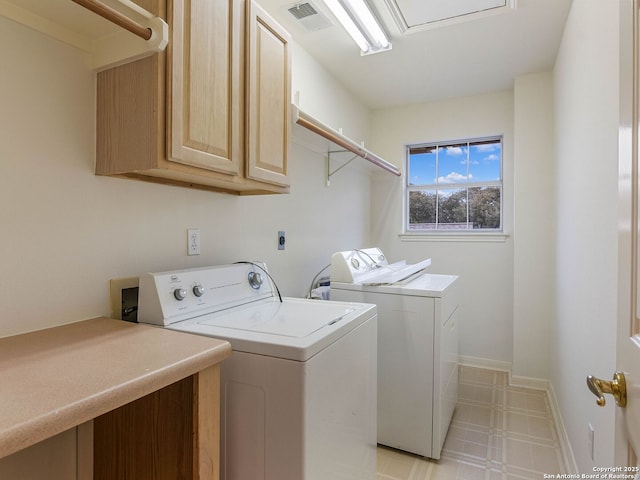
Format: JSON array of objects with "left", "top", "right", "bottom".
[
  {"left": 294, "top": 106, "right": 401, "bottom": 177},
  {"left": 70, "top": 0, "right": 152, "bottom": 40}
]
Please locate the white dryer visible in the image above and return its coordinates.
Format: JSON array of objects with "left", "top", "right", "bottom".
[
  {"left": 330, "top": 248, "right": 459, "bottom": 459},
  {"left": 137, "top": 263, "right": 377, "bottom": 480}
]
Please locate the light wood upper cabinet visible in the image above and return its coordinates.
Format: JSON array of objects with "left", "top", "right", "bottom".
[
  {"left": 96, "top": 0, "right": 290, "bottom": 195},
  {"left": 169, "top": 0, "right": 242, "bottom": 175},
  {"left": 246, "top": 1, "right": 291, "bottom": 187}
]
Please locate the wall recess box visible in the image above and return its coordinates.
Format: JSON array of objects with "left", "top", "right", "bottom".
[{"left": 110, "top": 276, "right": 139, "bottom": 322}]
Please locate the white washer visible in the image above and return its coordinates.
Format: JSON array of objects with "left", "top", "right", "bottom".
[
  {"left": 330, "top": 248, "right": 459, "bottom": 459},
  {"left": 137, "top": 263, "right": 377, "bottom": 480}
]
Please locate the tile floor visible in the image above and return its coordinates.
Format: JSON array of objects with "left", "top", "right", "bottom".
[{"left": 376, "top": 366, "right": 566, "bottom": 480}]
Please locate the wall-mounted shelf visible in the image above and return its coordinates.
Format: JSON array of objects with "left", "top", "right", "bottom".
[
  {"left": 292, "top": 104, "right": 401, "bottom": 185},
  {"left": 0, "top": 0, "right": 168, "bottom": 71}
]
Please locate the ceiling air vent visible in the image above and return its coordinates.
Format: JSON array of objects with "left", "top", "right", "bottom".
[{"left": 287, "top": 1, "right": 333, "bottom": 31}]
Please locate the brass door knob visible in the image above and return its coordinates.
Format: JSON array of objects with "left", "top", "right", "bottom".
[{"left": 586, "top": 371, "right": 627, "bottom": 407}]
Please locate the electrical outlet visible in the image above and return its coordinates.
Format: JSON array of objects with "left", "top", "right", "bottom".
[
  {"left": 588, "top": 423, "right": 594, "bottom": 460},
  {"left": 188, "top": 228, "right": 201, "bottom": 256},
  {"left": 278, "top": 230, "right": 285, "bottom": 250}
]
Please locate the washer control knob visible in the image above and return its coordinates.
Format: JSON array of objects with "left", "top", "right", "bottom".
[
  {"left": 173, "top": 288, "right": 187, "bottom": 301},
  {"left": 248, "top": 271, "right": 263, "bottom": 290},
  {"left": 351, "top": 258, "right": 360, "bottom": 269},
  {"left": 193, "top": 285, "right": 205, "bottom": 297}
]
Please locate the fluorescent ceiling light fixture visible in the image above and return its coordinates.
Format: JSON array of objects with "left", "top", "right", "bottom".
[{"left": 323, "top": 0, "right": 391, "bottom": 55}]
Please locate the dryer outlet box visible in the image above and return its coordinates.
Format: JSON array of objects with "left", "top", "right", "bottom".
[{"left": 109, "top": 276, "right": 139, "bottom": 322}]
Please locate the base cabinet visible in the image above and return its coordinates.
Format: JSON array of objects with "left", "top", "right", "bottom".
[
  {"left": 96, "top": 0, "right": 291, "bottom": 195},
  {"left": 0, "top": 318, "right": 230, "bottom": 480},
  {"left": 94, "top": 366, "right": 221, "bottom": 480},
  {"left": 0, "top": 430, "right": 78, "bottom": 480},
  {"left": 0, "top": 367, "right": 221, "bottom": 480}
]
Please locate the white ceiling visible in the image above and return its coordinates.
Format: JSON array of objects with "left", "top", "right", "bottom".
[
  {"left": 259, "top": 0, "right": 574, "bottom": 109},
  {"left": 3, "top": 0, "right": 573, "bottom": 110}
]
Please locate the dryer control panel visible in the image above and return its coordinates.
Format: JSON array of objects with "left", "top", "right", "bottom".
[{"left": 331, "top": 248, "right": 431, "bottom": 285}]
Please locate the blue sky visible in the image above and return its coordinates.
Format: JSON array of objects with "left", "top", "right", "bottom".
[{"left": 408, "top": 140, "right": 501, "bottom": 186}]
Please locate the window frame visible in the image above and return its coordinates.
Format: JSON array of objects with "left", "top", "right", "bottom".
[{"left": 403, "top": 135, "right": 504, "bottom": 235}]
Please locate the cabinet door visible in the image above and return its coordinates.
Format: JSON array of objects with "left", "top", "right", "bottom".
[
  {"left": 169, "top": 0, "right": 242, "bottom": 175},
  {"left": 246, "top": 1, "right": 291, "bottom": 187}
]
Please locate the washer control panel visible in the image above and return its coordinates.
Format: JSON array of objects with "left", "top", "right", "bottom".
[{"left": 138, "top": 263, "right": 273, "bottom": 326}]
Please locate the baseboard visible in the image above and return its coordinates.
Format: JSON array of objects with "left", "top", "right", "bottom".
[
  {"left": 546, "top": 382, "right": 579, "bottom": 474},
  {"left": 459, "top": 355, "right": 512, "bottom": 372},
  {"left": 458, "top": 356, "right": 578, "bottom": 474},
  {"left": 510, "top": 374, "right": 550, "bottom": 391}
]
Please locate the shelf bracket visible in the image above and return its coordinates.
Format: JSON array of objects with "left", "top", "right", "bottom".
[
  {"left": 293, "top": 105, "right": 401, "bottom": 179},
  {"left": 327, "top": 150, "right": 359, "bottom": 186}
]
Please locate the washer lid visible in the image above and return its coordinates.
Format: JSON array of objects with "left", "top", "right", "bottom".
[
  {"left": 199, "top": 300, "right": 355, "bottom": 337},
  {"left": 167, "top": 297, "right": 376, "bottom": 361}
]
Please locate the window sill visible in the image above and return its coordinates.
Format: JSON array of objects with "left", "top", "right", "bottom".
[{"left": 399, "top": 232, "right": 510, "bottom": 243}]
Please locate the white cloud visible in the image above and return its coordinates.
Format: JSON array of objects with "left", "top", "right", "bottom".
[
  {"left": 437, "top": 171, "right": 471, "bottom": 184},
  {"left": 485, "top": 154, "right": 499, "bottom": 161},
  {"left": 474, "top": 144, "right": 498, "bottom": 153},
  {"left": 446, "top": 146, "right": 464, "bottom": 156}
]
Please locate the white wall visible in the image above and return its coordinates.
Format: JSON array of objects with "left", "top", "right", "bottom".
[
  {"left": 291, "top": 42, "right": 371, "bottom": 143},
  {"left": 0, "top": 18, "right": 373, "bottom": 339},
  {"left": 370, "top": 91, "right": 515, "bottom": 367},
  {"left": 512, "top": 72, "right": 555, "bottom": 381},
  {"left": 552, "top": 0, "right": 619, "bottom": 471},
  {"left": 2, "top": 0, "right": 626, "bottom": 472}
]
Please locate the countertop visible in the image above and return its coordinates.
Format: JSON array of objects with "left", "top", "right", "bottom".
[{"left": 0, "top": 317, "right": 232, "bottom": 459}]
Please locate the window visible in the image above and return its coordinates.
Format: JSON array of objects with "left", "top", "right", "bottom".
[{"left": 405, "top": 136, "right": 502, "bottom": 232}]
